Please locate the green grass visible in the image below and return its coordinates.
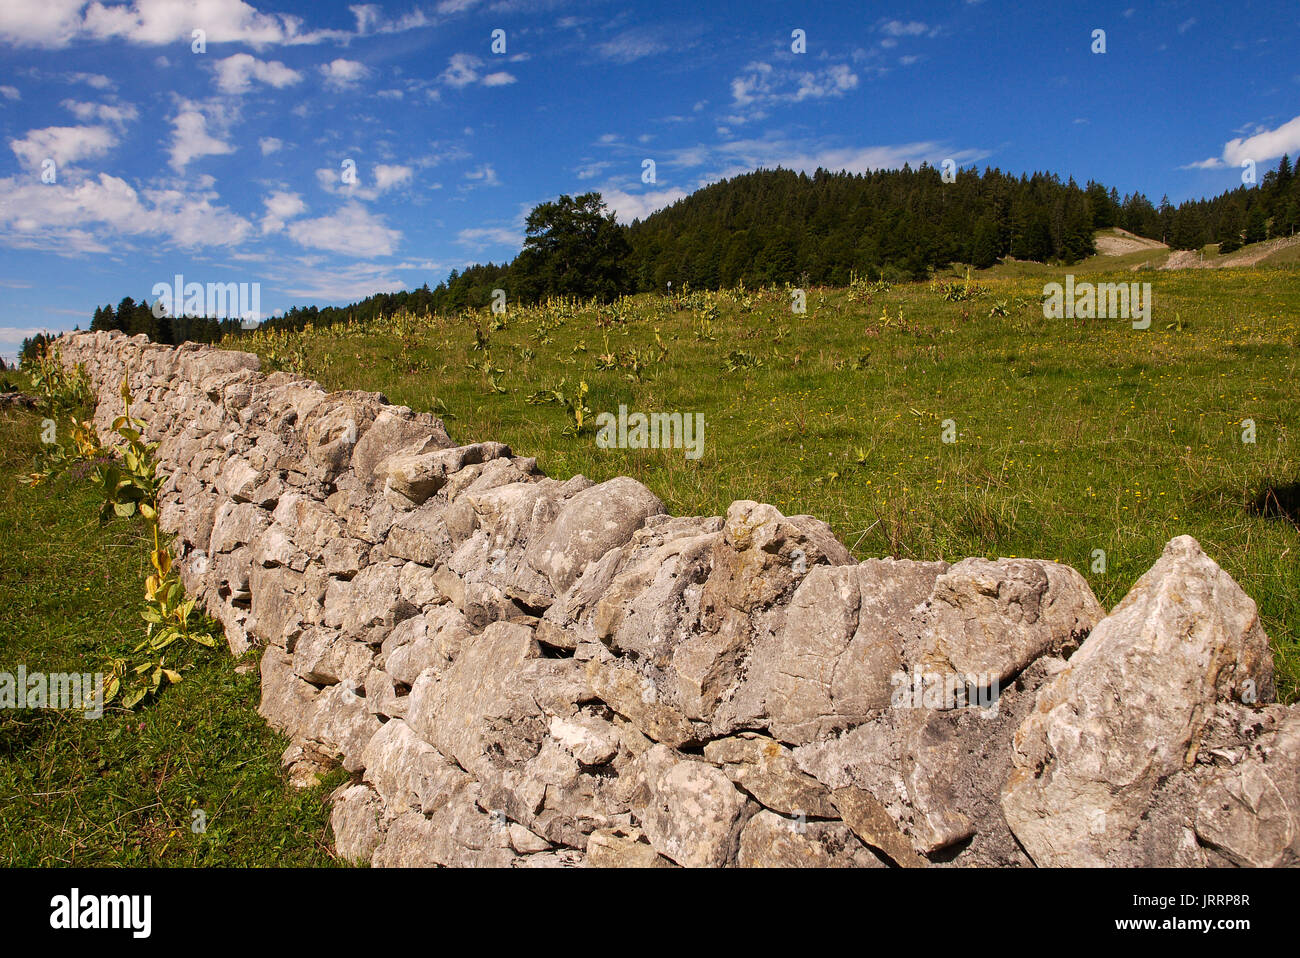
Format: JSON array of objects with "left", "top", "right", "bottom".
[
  {"left": 237, "top": 269, "right": 1300, "bottom": 699},
  {"left": 0, "top": 400, "right": 346, "bottom": 866},
  {"left": 2, "top": 264, "right": 1297, "bottom": 865}
]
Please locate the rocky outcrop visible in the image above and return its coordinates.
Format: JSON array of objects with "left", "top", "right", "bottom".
[{"left": 58, "top": 330, "right": 1296, "bottom": 868}]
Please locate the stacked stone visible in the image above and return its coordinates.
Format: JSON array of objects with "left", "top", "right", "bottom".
[{"left": 58, "top": 330, "right": 1299, "bottom": 867}]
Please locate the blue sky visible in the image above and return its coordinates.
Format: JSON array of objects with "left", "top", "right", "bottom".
[{"left": 1, "top": 0, "right": 1297, "bottom": 361}]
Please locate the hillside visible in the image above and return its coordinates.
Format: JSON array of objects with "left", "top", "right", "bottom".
[{"left": 60, "top": 157, "right": 1300, "bottom": 353}]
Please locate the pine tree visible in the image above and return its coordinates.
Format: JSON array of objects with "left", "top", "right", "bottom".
[
  {"left": 1244, "top": 204, "right": 1268, "bottom": 245},
  {"left": 970, "top": 217, "right": 1001, "bottom": 268}
]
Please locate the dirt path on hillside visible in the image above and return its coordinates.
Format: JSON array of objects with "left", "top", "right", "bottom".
[
  {"left": 1161, "top": 234, "right": 1300, "bottom": 270},
  {"left": 1095, "top": 229, "right": 1168, "bottom": 256}
]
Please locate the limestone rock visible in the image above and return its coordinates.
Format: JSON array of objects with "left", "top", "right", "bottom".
[
  {"left": 737, "top": 810, "right": 886, "bottom": 868},
  {"left": 909, "top": 557, "right": 1103, "bottom": 685},
  {"left": 628, "top": 745, "right": 751, "bottom": 867},
  {"left": 1002, "top": 536, "right": 1275, "bottom": 866}
]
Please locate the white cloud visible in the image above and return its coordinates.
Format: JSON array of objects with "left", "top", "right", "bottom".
[
  {"left": 167, "top": 100, "right": 235, "bottom": 171},
  {"left": 0, "top": 172, "right": 253, "bottom": 253},
  {"left": 441, "top": 53, "right": 481, "bottom": 88},
  {"left": 286, "top": 201, "right": 400, "bottom": 257},
  {"left": 65, "top": 72, "right": 114, "bottom": 89},
  {"left": 464, "top": 164, "right": 499, "bottom": 186},
  {"left": 600, "top": 187, "right": 689, "bottom": 225},
  {"left": 260, "top": 189, "right": 305, "bottom": 233},
  {"left": 595, "top": 27, "right": 670, "bottom": 63},
  {"left": 9, "top": 124, "right": 116, "bottom": 171},
  {"left": 664, "top": 137, "right": 988, "bottom": 184},
  {"left": 0, "top": 0, "right": 358, "bottom": 49},
  {"left": 435, "top": 0, "right": 483, "bottom": 14},
  {"left": 320, "top": 58, "right": 370, "bottom": 90},
  {"left": 351, "top": 4, "right": 430, "bottom": 35},
  {"left": 576, "top": 160, "right": 611, "bottom": 180},
  {"left": 1221, "top": 114, "right": 1300, "bottom": 167},
  {"left": 60, "top": 99, "right": 138, "bottom": 125},
  {"left": 0, "top": 0, "right": 86, "bottom": 47},
  {"left": 455, "top": 225, "right": 521, "bottom": 250},
  {"left": 879, "top": 20, "right": 933, "bottom": 37},
  {"left": 730, "top": 61, "right": 859, "bottom": 116},
  {"left": 0, "top": 85, "right": 19, "bottom": 101},
  {"left": 259, "top": 136, "right": 282, "bottom": 155},
  {"left": 439, "top": 53, "right": 515, "bottom": 88},
  {"left": 214, "top": 53, "right": 302, "bottom": 94},
  {"left": 372, "top": 164, "right": 412, "bottom": 192},
  {"left": 278, "top": 260, "right": 408, "bottom": 302}
]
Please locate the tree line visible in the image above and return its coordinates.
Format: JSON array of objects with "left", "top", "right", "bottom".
[{"left": 58, "top": 154, "right": 1298, "bottom": 352}]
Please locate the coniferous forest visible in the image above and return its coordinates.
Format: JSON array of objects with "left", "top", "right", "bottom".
[{"left": 55, "top": 154, "right": 1298, "bottom": 358}]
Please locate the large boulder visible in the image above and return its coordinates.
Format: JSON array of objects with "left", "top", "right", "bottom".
[{"left": 1002, "top": 536, "right": 1275, "bottom": 866}]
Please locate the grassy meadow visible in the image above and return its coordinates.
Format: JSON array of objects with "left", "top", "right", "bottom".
[
  {"left": 234, "top": 265, "right": 1300, "bottom": 699},
  {"left": 0, "top": 257, "right": 1296, "bottom": 865},
  {"left": 0, "top": 400, "right": 345, "bottom": 865}
]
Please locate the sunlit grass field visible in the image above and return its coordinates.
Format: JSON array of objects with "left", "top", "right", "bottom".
[
  {"left": 0, "top": 403, "right": 345, "bottom": 866},
  {"left": 0, "top": 262, "right": 1296, "bottom": 865},
  {"left": 233, "top": 267, "right": 1300, "bottom": 699}
]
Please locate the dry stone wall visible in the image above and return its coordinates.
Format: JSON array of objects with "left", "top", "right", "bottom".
[{"left": 58, "top": 329, "right": 1300, "bottom": 867}]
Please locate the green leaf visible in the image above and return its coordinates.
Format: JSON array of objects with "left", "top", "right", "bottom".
[{"left": 122, "top": 687, "right": 147, "bottom": 709}]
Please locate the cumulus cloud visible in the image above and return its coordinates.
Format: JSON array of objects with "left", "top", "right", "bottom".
[
  {"left": 167, "top": 100, "right": 235, "bottom": 171},
  {"left": 372, "top": 164, "right": 412, "bottom": 191},
  {"left": 0, "top": 0, "right": 86, "bottom": 48},
  {"left": 351, "top": 4, "right": 430, "bottom": 35},
  {"left": 60, "top": 98, "right": 138, "bottom": 125},
  {"left": 0, "top": 172, "right": 253, "bottom": 253},
  {"left": 0, "top": 85, "right": 20, "bottom": 100},
  {"left": 1185, "top": 114, "right": 1300, "bottom": 170},
  {"left": 729, "top": 61, "right": 859, "bottom": 118},
  {"left": 214, "top": 53, "right": 302, "bottom": 94},
  {"left": 0, "top": 0, "right": 359, "bottom": 49},
  {"left": 287, "top": 201, "right": 400, "bottom": 257},
  {"left": 9, "top": 124, "right": 117, "bottom": 171},
  {"left": 439, "top": 53, "right": 515, "bottom": 88},
  {"left": 1223, "top": 114, "right": 1300, "bottom": 166},
  {"left": 320, "top": 58, "right": 370, "bottom": 90},
  {"left": 260, "top": 189, "right": 305, "bottom": 233},
  {"left": 259, "top": 136, "right": 282, "bottom": 154},
  {"left": 600, "top": 187, "right": 689, "bottom": 225}
]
